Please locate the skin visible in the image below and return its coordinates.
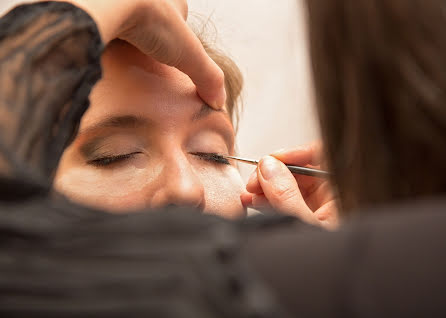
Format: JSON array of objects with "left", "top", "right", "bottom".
[
  {"left": 241, "top": 144, "right": 339, "bottom": 229},
  {"left": 54, "top": 41, "right": 245, "bottom": 219},
  {"left": 49, "top": 0, "right": 226, "bottom": 109}
]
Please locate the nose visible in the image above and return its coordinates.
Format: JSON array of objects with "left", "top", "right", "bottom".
[{"left": 151, "top": 154, "right": 205, "bottom": 211}]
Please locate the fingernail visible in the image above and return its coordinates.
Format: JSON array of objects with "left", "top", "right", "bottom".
[
  {"left": 260, "top": 156, "right": 282, "bottom": 180},
  {"left": 215, "top": 88, "right": 227, "bottom": 109}
]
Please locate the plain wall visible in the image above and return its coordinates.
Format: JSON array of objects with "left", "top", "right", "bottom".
[{"left": 0, "top": 0, "right": 319, "bottom": 182}]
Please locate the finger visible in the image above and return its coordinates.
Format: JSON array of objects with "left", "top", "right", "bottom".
[
  {"left": 251, "top": 194, "right": 272, "bottom": 209},
  {"left": 169, "top": 0, "right": 188, "bottom": 20},
  {"left": 293, "top": 173, "right": 326, "bottom": 198},
  {"left": 126, "top": 1, "right": 226, "bottom": 109},
  {"left": 304, "top": 179, "right": 335, "bottom": 210},
  {"left": 240, "top": 192, "right": 253, "bottom": 207},
  {"left": 257, "top": 156, "right": 316, "bottom": 224},
  {"left": 241, "top": 192, "right": 271, "bottom": 209},
  {"left": 314, "top": 200, "right": 339, "bottom": 230},
  {"left": 174, "top": 34, "right": 227, "bottom": 109},
  {"left": 241, "top": 192, "right": 279, "bottom": 216},
  {"left": 271, "top": 141, "right": 323, "bottom": 166},
  {"left": 246, "top": 169, "right": 263, "bottom": 194}
]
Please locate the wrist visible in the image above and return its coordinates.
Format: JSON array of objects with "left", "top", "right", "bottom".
[{"left": 48, "top": 0, "right": 143, "bottom": 44}]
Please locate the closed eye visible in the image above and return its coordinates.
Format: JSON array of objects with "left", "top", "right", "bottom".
[
  {"left": 87, "top": 152, "right": 143, "bottom": 167},
  {"left": 190, "top": 152, "right": 230, "bottom": 165}
]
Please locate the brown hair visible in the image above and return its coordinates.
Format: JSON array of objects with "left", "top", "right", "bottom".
[{"left": 305, "top": 0, "right": 446, "bottom": 214}]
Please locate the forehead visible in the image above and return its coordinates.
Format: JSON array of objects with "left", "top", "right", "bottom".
[{"left": 82, "top": 41, "right": 196, "bottom": 124}]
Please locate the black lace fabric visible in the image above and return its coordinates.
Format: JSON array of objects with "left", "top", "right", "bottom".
[{"left": 0, "top": 1, "right": 102, "bottom": 185}]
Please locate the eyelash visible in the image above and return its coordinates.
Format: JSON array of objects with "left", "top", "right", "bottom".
[
  {"left": 87, "top": 152, "right": 142, "bottom": 167},
  {"left": 87, "top": 152, "right": 230, "bottom": 167},
  {"left": 190, "top": 152, "right": 230, "bottom": 165}
]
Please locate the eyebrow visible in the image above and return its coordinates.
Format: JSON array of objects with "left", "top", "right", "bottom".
[
  {"left": 81, "top": 104, "right": 224, "bottom": 134},
  {"left": 78, "top": 115, "right": 151, "bottom": 136}
]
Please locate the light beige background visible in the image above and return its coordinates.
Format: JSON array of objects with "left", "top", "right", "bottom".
[{"left": 0, "top": 0, "right": 319, "bottom": 182}]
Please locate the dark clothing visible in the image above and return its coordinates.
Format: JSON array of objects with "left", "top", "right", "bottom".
[
  {"left": 0, "top": 2, "right": 445, "bottom": 318},
  {"left": 0, "top": 1, "right": 102, "bottom": 184},
  {"left": 245, "top": 199, "right": 446, "bottom": 317},
  {"left": 0, "top": 199, "right": 285, "bottom": 317}
]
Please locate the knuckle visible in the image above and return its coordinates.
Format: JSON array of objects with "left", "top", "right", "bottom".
[
  {"left": 165, "top": 0, "right": 188, "bottom": 20},
  {"left": 272, "top": 184, "right": 298, "bottom": 203}
]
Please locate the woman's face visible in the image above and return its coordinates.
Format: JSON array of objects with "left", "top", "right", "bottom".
[{"left": 55, "top": 41, "right": 246, "bottom": 219}]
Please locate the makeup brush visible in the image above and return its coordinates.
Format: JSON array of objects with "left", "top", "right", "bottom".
[{"left": 223, "top": 155, "right": 330, "bottom": 179}]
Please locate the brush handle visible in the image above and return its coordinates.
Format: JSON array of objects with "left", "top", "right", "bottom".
[{"left": 286, "top": 165, "right": 330, "bottom": 179}]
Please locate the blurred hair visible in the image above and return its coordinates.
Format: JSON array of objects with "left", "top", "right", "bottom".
[{"left": 305, "top": 0, "right": 446, "bottom": 214}]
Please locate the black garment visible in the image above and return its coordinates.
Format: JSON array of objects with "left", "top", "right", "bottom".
[
  {"left": 0, "top": 1, "right": 102, "bottom": 184},
  {"left": 0, "top": 199, "right": 287, "bottom": 317},
  {"left": 245, "top": 199, "right": 446, "bottom": 317},
  {"left": 0, "top": 2, "right": 446, "bottom": 318}
]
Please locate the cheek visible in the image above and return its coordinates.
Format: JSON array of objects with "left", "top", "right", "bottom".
[
  {"left": 198, "top": 166, "right": 246, "bottom": 219},
  {"left": 55, "top": 162, "right": 246, "bottom": 217},
  {"left": 54, "top": 164, "right": 163, "bottom": 213}
]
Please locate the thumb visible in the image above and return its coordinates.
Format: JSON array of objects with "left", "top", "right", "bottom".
[
  {"left": 118, "top": 1, "right": 226, "bottom": 109},
  {"left": 257, "top": 156, "right": 316, "bottom": 224}
]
